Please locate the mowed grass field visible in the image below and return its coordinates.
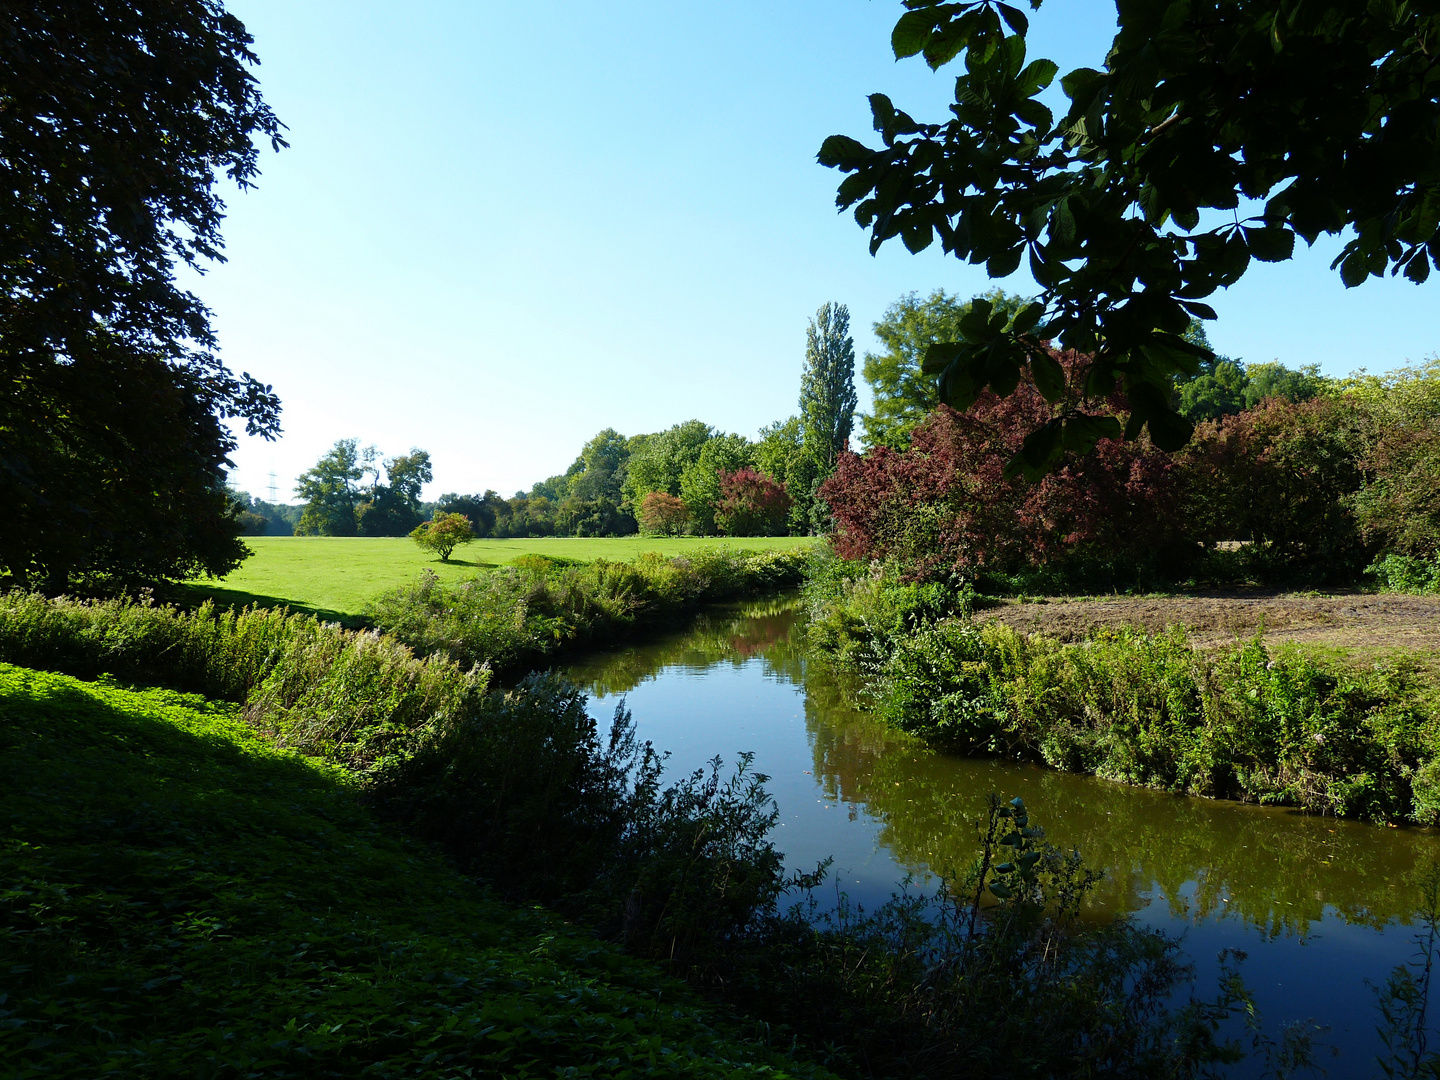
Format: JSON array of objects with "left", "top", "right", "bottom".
[{"left": 186, "top": 535, "right": 816, "bottom": 621}]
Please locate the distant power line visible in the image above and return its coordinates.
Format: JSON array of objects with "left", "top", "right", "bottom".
[{"left": 267, "top": 471, "right": 278, "bottom": 502}]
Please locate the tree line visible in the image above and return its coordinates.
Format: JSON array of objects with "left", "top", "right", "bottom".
[
  {"left": 257, "top": 302, "right": 861, "bottom": 542},
  {"left": 826, "top": 345, "right": 1440, "bottom": 590},
  {"left": 252, "top": 289, "right": 1345, "bottom": 557}
]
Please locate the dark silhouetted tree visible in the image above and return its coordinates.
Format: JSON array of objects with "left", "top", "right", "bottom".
[{"left": 0, "top": 1, "right": 286, "bottom": 588}]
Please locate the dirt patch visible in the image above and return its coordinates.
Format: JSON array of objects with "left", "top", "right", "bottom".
[{"left": 974, "top": 592, "right": 1440, "bottom": 667}]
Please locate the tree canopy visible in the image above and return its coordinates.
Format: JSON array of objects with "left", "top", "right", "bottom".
[
  {"left": 862, "top": 289, "right": 1029, "bottom": 450},
  {"left": 295, "top": 440, "right": 365, "bottom": 537},
  {"left": 1, "top": 1, "right": 285, "bottom": 587},
  {"left": 820, "top": 0, "right": 1440, "bottom": 478}
]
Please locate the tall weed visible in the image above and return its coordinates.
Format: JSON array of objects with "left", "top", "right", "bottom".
[{"left": 0, "top": 591, "right": 489, "bottom": 777}]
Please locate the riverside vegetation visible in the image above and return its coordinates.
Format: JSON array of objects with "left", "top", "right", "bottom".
[
  {"left": 3, "top": 588, "right": 1319, "bottom": 1079},
  {"left": 805, "top": 556, "right": 1440, "bottom": 826},
  {"left": 364, "top": 547, "right": 810, "bottom": 677}
]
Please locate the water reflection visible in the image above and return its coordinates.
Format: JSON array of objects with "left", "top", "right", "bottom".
[
  {"left": 565, "top": 599, "right": 1440, "bottom": 938},
  {"left": 566, "top": 599, "right": 1440, "bottom": 1070}
]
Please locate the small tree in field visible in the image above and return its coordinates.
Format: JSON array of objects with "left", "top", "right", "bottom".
[
  {"left": 638, "top": 491, "right": 690, "bottom": 535},
  {"left": 715, "top": 468, "right": 791, "bottom": 536},
  {"left": 410, "top": 512, "right": 475, "bottom": 562}
]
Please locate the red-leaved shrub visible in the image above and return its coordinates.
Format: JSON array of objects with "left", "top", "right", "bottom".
[
  {"left": 715, "top": 468, "right": 791, "bottom": 536},
  {"left": 821, "top": 351, "right": 1184, "bottom": 580},
  {"left": 1180, "top": 395, "right": 1371, "bottom": 576},
  {"left": 637, "top": 491, "right": 690, "bottom": 535}
]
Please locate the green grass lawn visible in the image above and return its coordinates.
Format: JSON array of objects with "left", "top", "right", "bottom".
[
  {"left": 186, "top": 534, "right": 816, "bottom": 622},
  {"left": 0, "top": 662, "right": 830, "bottom": 1079}
]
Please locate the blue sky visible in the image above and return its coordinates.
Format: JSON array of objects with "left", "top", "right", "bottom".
[{"left": 201, "top": 1, "right": 1437, "bottom": 502}]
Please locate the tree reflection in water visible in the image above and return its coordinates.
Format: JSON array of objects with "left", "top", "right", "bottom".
[{"left": 564, "top": 598, "right": 1440, "bottom": 939}]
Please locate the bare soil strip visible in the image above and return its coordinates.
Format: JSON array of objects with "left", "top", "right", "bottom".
[{"left": 975, "top": 592, "right": 1440, "bottom": 667}]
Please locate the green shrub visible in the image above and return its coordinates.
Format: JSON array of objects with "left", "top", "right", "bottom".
[
  {"left": 1370, "top": 552, "right": 1440, "bottom": 594},
  {"left": 367, "top": 548, "right": 810, "bottom": 675},
  {"left": 809, "top": 576, "right": 1440, "bottom": 823},
  {"left": 803, "top": 552, "right": 973, "bottom": 668}
]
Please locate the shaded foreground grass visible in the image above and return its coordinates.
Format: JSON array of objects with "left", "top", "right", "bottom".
[
  {"left": 0, "top": 663, "right": 831, "bottom": 1079},
  {"left": 191, "top": 536, "right": 816, "bottom": 620}
]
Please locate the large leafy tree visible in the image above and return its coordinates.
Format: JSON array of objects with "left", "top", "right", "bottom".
[
  {"left": 620, "top": 420, "right": 715, "bottom": 509},
  {"left": 568, "top": 428, "right": 631, "bottom": 503},
  {"left": 820, "top": 0, "right": 1439, "bottom": 479},
  {"left": 1, "top": 0, "right": 286, "bottom": 588},
  {"left": 679, "top": 432, "right": 754, "bottom": 534},
  {"left": 295, "top": 440, "right": 364, "bottom": 537},
  {"left": 358, "top": 449, "right": 433, "bottom": 536},
  {"left": 862, "top": 288, "right": 1029, "bottom": 450}
]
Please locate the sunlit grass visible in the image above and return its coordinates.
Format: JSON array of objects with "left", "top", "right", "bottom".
[{"left": 187, "top": 534, "right": 816, "bottom": 620}]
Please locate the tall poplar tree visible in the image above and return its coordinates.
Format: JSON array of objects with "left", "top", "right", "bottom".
[{"left": 799, "top": 302, "right": 858, "bottom": 474}]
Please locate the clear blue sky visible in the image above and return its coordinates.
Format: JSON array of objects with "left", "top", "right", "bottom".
[{"left": 200, "top": 1, "right": 1437, "bottom": 503}]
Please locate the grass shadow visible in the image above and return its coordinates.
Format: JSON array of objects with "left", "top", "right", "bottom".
[{"left": 176, "top": 583, "right": 364, "bottom": 628}]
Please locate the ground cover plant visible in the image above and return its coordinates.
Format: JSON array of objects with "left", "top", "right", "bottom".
[
  {"left": 0, "top": 662, "right": 834, "bottom": 1080},
  {"left": 806, "top": 562, "right": 1440, "bottom": 824},
  {"left": 366, "top": 547, "right": 811, "bottom": 677},
  {"left": 187, "top": 534, "right": 814, "bottom": 620},
  {"left": 0, "top": 589, "right": 1305, "bottom": 1079}
]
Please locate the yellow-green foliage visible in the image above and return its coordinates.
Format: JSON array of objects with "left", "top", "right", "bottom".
[
  {"left": 866, "top": 619, "right": 1440, "bottom": 823},
  {"left": 0, "top": 663, "right": 831, "bottom": 1079}
]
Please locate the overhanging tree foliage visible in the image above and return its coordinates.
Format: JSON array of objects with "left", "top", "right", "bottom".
[
  {"left": 863, "top": 288, "right": 1029, "bottom": 450},
  {"left": 0, "top": 1, "right": 285, "bottom": 587},
  {"left": 820, "top": 0, "right": 1440, "bottom": 478}
]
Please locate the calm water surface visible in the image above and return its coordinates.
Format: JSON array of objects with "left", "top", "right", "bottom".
[{"left": 563, "top": 599, "right": 1440, "bottom": 1073}]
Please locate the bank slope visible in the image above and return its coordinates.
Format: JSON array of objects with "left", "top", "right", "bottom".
[{"left": 0, "top": 663, "right": 829, "bottom": 1080}]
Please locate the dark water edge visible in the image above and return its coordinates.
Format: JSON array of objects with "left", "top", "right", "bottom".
[{"left": 562, "top": 597, "right": 1440, "bottom": 1074}]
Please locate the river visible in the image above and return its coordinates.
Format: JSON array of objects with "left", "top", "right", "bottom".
[{"left": 562, "top": 597, "right": 1440, "bottom": 1074}]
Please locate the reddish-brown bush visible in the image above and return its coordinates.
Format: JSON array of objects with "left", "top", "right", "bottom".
[
  {"left": 1180, "top": 395, "right": 1371, "bottom": 575},
  {"left": 637, "top": 491, "right": 690, "bottom": 535},
  {"left": 821, "top": 351, "right": 1184, "bottom": 580},
  {"left": 715, "top": 468, "right": 791, "bottom": 536}
]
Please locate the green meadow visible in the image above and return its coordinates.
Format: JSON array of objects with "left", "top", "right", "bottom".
[{"left": 188, "top": 534, "right": 816, "bottom": 621}]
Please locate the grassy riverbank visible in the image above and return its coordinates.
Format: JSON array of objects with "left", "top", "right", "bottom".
[
  {"left": 366, "top": 547, "right": 809, "bottom": 677},
  {"left": 806, "top": 561, "right": 1440, "bottom": 824},
  {"left": 187, "top": 535, "right": 816, "bottom": 621},
  {"left": 0, "top": 663, "right": 831, "bottom": 1079},
  {"left": 0, "top": 590, "right": 1257, "bottom": 1079}
]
